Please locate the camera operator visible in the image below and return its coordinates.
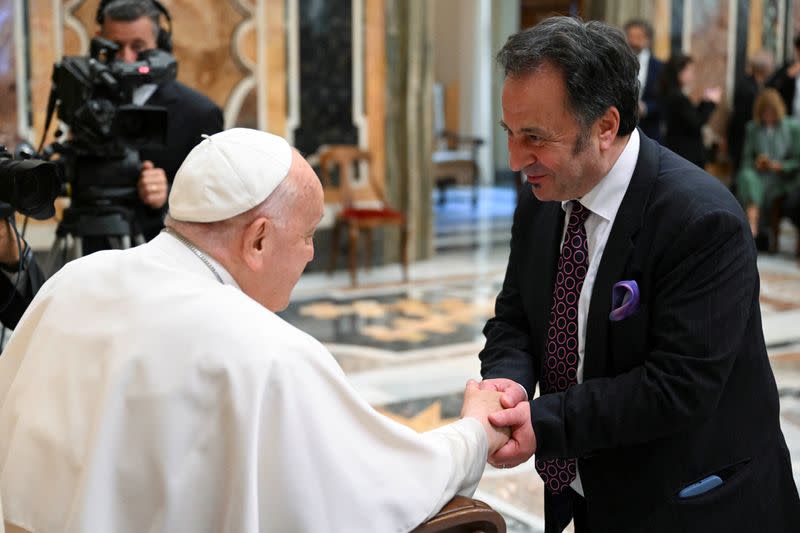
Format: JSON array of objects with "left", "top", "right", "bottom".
[
  {"left": 0, "top": 219, "right": 44, "bottom": 332},
  {"left": 0, "top": 146, "right": 57, "bottom": 335},
  {"left": 97, "top": 0, "right": 223, "bottom": 242}
]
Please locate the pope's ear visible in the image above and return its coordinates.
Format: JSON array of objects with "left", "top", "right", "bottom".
[{"left": 241, "top": 216, "right": 270, "bottom": 269}]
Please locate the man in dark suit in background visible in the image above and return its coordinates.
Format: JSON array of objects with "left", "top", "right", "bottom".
[
  {"left": 624, "top": 19, "right": 663, "bottom": 142},
  {"left": 98, "top": 0, "right": 223, "bottom": 241},
  {"left": 480, "top": 16, "right": 800, "bottom": 533},
  {"left": 727, "top": 50, "right": 774, "bottom": 189},
  {"left": 768, "top": 34, "right": 800, "bottom": 120}
]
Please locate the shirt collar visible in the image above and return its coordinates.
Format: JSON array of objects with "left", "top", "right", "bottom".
[
  {"left": 561, "top": 128, "right": 640, "bottom": 222},
  {"left": 638, "top": 48, "right": 650, "bottom": 67},
  {"left": 133, "top": 83, "right": 158, "bottom": 106}
]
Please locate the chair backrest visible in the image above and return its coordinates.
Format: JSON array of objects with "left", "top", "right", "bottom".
[{"left": 317, "top": 145, "right": 387, "bottom": 208}]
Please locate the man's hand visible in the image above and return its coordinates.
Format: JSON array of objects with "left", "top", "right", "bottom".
[
  {"left": 461, "top": 380, "right": 511, "bottom": 456},
  {"left": 0, "top": 219, "right": 21, "bottom": 266},
  {"left": 477, "top": 378, "right": 527, "bottom": 410},
  {"left": 137, "top": 160, "right": 168, "bottom": 209},
  {"left": 487, "top": 401, "right": 536, "bottom": 468},
  {"left": 478, "top": 378, "right": 536, "bottom": 468}
]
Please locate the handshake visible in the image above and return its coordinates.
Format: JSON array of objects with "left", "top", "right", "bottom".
[{"left": 460, "top": 378, "right": 537, "bottom": 468}]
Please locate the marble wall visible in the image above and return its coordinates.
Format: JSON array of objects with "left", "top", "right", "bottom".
[
  {"left": 0, "top": 0, "right": 17, "bottom": 148},
  {"left": 5, "top": 0, "right": 388, "bottom": 204},
  {"left": 26, "top": 0, "right": 264, "bottom": 139}
]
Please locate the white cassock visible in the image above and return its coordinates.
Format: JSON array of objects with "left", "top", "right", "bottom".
[{"left": 0, "top": 233, "right": 487, "bottom": 533}]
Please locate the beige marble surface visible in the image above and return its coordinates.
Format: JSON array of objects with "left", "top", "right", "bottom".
[{"left": 0, "top": 0, "right": 17, "bottom": 146}]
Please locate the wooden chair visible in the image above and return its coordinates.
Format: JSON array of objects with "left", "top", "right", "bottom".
[
  {"left": 432, "top": 131, "right": 484, "bottom": 206},
  {"left": 318, "top": 145, "right": 408, "bottom": 287},
  {"left": 413, "top": 496, "right": 507, "bottom": 533}
]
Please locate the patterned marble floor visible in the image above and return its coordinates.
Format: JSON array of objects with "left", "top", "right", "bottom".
[{"left": 283, "top": 213, "right": 800, "bottom": 533}]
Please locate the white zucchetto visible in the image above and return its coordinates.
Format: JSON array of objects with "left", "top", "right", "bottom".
[{"left": 168, "top": 128, "right": 293, "bottom": 222}]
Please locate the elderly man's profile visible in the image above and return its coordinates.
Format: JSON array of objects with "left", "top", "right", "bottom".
[{"left": 0, "top": 128, "right": 508, "bottom": 533}]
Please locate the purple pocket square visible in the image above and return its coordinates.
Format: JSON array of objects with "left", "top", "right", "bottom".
[{"left": 609, "top": 280, "right": 640, "bottom": 321}]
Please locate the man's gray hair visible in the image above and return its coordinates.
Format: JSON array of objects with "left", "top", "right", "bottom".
[{"left": 497, "top": 16, "right": 640, "bottom": 144}]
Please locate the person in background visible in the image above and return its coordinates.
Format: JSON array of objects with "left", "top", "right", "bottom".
[
  {"left": 727, "top": 50, "right": 775, "bottom": 189},
  {"left": 624, "top": 19, "right": 663, "bottom": 142},
  {"left": 0, "top": 128, "right": 509, "bottom": 533},
  {"left": 97, "top": 0, "right": 223, "bottom": 242},
  {"left": 767, "top": 33, "right": 800, "bottom": 119},
  {"left": 660, "top": 53, "right": 722, "bottom": 168},
  {"left": 0, "top": 219, "right": 44, "bottom": 332},
  {"left": 736, "top": 88, "right": 800, "bottom": 250}
]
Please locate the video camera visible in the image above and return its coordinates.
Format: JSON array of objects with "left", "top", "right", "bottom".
[
  {"left": 0, "top": 145, "right": 60, "bottom": 220},
  {"left": 41, "top": 36, "right": 177, "bottom": 209}
]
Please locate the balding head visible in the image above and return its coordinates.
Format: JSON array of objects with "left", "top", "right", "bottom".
[{"left": 166, "top": 148, "right": 324, "bottom": 311}]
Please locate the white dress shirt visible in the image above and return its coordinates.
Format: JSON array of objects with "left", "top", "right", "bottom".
[
  {"left": 133, "top": 83, "right": 158, "bottom": 106},
  {"left": 560, "top": 129, "right": 640, "bottom": 494},
  {"left": 637, "top": 49, "right": 650, "bottom": 101}
]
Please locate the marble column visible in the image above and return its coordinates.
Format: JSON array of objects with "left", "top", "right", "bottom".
[
  {"left": 0, "top": 0, "right": 17, "bottom": 147},
  {"left": 385, "top": 0, "right": 434, "bottom": 261}
]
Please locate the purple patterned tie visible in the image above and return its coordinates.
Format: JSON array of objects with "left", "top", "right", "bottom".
[{"left": 535, "top": 201, "right": 590, "bottom": 494}]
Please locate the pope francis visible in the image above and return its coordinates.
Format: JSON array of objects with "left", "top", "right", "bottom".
[{"left": 0, "top": 129, "right": 508, "bottom": 533}]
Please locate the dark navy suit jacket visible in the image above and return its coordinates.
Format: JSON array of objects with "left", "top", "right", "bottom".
[
  {"left": 137, "top": 80, "right": 224, "bottom": 240},
  {"left": 480, "top": 133, "right": 800, "bottom": 531},
  {"left": 638, "top": 55, "right": 663, "bottom": 142}
]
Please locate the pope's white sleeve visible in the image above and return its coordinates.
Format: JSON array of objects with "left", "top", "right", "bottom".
[{"left": 419, "top": 417, "right": 488, "bottom": 520}]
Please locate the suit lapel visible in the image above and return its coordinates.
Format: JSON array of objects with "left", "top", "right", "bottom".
[
  {"left": 583, "top": 132, "right": 659, "bottom": 379},
  {"left": 530, "top": 199, "right": 566, "bottom": 339}
]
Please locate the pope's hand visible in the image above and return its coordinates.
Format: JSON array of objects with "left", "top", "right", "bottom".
[
  {"left": 461, "top": 379, "right": 511, "bottom": 456},
  {"left": 477, "top": 378, "right": 527, "bottom": 410}
]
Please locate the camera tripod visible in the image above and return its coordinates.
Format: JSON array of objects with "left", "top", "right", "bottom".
[{"left": 46, "top": 204, "right": 144, "bottom": 276}]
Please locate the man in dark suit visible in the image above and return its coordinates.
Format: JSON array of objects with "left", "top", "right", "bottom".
[
  {"left": 480, "top": 17, "right": 800, "bottom": 532},
  {"left": 624, "top": 19, "right": 663, "bottom": 142},
  {"left": 768, "top": 34, "right": 800, "bottom": 119},
  {"left": 727, "top": 50, "right": 774, "bottom": 187},
  {"left": 99, "top": 0, "right": 223, "bottom": 242},
  {"left": 0, "top": 218, "right": 44, "bottom": 332}
]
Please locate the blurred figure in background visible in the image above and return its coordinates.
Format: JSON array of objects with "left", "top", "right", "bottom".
[
  {"left": 624, "top": 19, "right": 663, "bottom": 142},
  {"left": 767, "top": 33, "right": 800, "bottom": 118},
  {"left": 736, "top": 88, "right": 800, "bottom": 250},
  {"left": 728, "top": 50, "right": 775, "bottom": 190},
  {"left": 660, "top": 53, "right": 722, "bottom": 168}
]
